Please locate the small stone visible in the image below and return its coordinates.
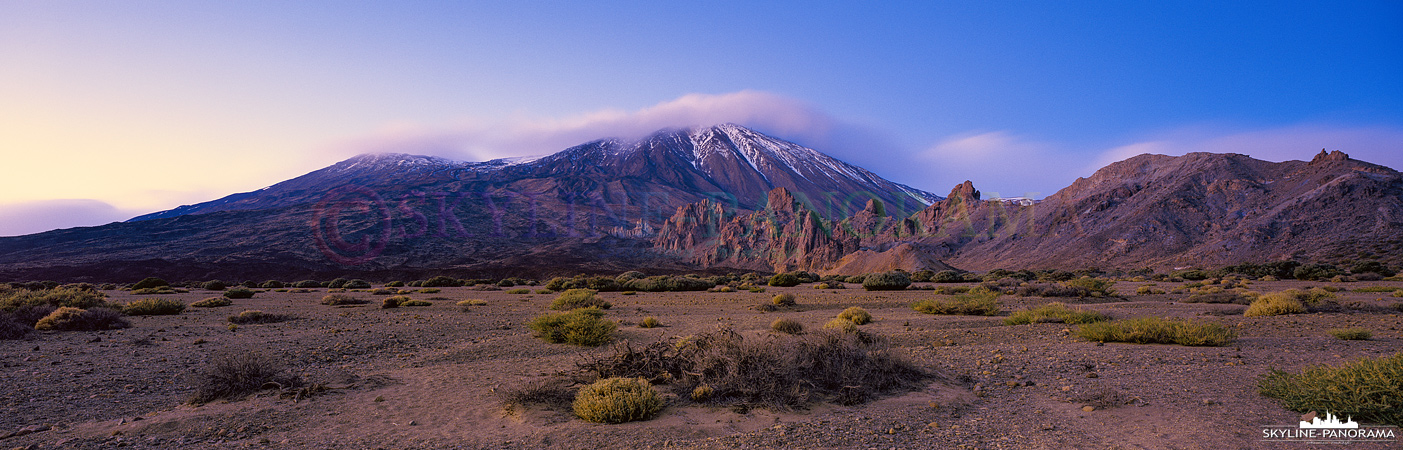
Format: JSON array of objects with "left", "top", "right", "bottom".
[
  {"left": 1082, "top": 406, "right": 1095, "bottom": 412},
  {"left": 1086, "top": 373, "right": 1099, "bottom": 379},
  {"left": 927, "top": 422, "right": 940, "bottom": 428},
  {"left": 407, "top": 420, "right": 417, "bottom": 426},
  {"left": 1005, "top": 381, "right": 1019, "bottom": 387}
]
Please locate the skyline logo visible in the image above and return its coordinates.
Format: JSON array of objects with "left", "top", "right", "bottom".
[{"left": 1261, "top": 410, "right": 1397, "bottom": 444}]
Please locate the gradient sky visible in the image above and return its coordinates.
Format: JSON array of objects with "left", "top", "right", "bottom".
[{"left": 2, "top": 1, "right": 1400, "bottom": 236}]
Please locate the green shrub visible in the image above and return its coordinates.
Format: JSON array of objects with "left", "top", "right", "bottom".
[
  {"left": 709, "top": 285, "right": 737, "bottom": 293},
  {"left": 506, "top": 288, "right": 531, "bottom": 294},
  {"left": 122, "top": 298, "right": 186, "bottom": 316},
  {"left": 342, "top": 279, "right": 370, "bottom": 289},
  {"left": 1258, "top": 353, "right": 1403, "bottom": 426},
  {"left": 1293, "top": 264, "right": 1342, "bottom": 281},
  {"left": 691, "top": 384, "right": 714, "bottom": 401},
  {"left": 1135, "top": 285, "right": 1165, "bottom": 295},
  {"left": 572, "top": 377, "right": 662, "bottom": 423},
  {"left": 1327, "top": 328, "right": 1372, "bottom": 340},
  {"left": 837, "top": 307, "right": 871, "bottom": 325},
  {"left": 496, "top": 279, "right": 515, "bottom": 287},
  {"left": 327, "top": 278, "right": 349, "bottom": 289},
  {"left": 260, "top": 280, "right": 285, "bottom": 289},
  {"left": 192, "top": 297, "right": 233, "bottom": 308},
  {"left": 770, "top": 318, "right": 803, "bottom": 334},
  {"left": 1244, "top": 292, "right": 1308, "bottom": 317},
  {"left": 223, "top": 288, "right": 255, "bottom": 299},
  {"left": 912, "top": 293, "right": 1001, "bottom": 316},
  {"left": 131, "top": 277, "right": 169, "bottom": 290},
  {"left": 227, "top": 310, "right": 293, "bottom": 324},
  {"left": 550, "top": 289, "right": 611, "bottom": 311},
  {"left": 862, "top": 271, "right": 911, "bottom": 291},
  {"left": 202, "top": 280, "right": 228, "bottom": 291},
  {"left": 292, "top": 280, "right": 321, "bottom": 288},
  {"left": 381, "top": 296, "right": 403, "bottom": 308},
  {"left": 1004, "top": 302, "right": 1109, "bottom": 325},
  {"left": 401, "top": 299, "right": 432, "bottom": 307},
  {"left": 320, "top": 294, "right": 366, "bottom": 305},
  {"left": 457, "top": 299, "right": 487, "bottom": 307},
  {"left": 131, "top": 287, "right": 177, "bottom": 295},
  {"left": 615, "top": 271, "right": 646, "bottom": 284},
  {"left": 813, "top": 282, "right": 845, "bottom": 289},
  {"left": 843, "top": 274, "right": 866, "bottom": 284},
  {"left": 746, "top": 286, "right": 767, "bottom": 293},
  {"left": 528, "top": 307, "right": 616, "bottom": 346},
  {"left": 34, "top": 307, "right": 129, "bottom": 331},
  {"left": 639, "top": 316, "right": 661, "bottom": 328},
  {"left": 421, "top": 276, "right": 462, "bottom": 287},
  {"left": 0, "top": 285, "right": 108, "bottom": 311},
  {"left": 823, "top": 318, "right": 858, "bottom": 333},
  {"left": 768, "top": 273, "right": 800, "bottom": 287},
  {"left": 623, "top": 276, "right": 713, "bottom": 292},
  {"left": 1074, "top": 317, "right": 1235, "bottom": 346},
  {"left": 1353, "top": 286, "right": 1399, "bottom": 293},
  {"left": 932, "top": 270, "right": 964, "bottom": 283},
  {"left": 772, "top": 293, "right": 797, "bottom": 307}
]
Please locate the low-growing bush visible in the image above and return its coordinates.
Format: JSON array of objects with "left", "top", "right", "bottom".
[
  {"left": 551, "top": 289, "right": 611, "bottom": 311},
  {"left": 401, "top": 299, "right": 432, "bottom": 307},
  {"left": 223, "top": 288, "right": 256, "bottom": 299},
  {"left": 814, "top": 282, "right": 845, "bottom": 289},
  {"left": 34, "top": 307, "right": 129, "bottom": 331},
  {"left": 746, "top": 286, "right": 767, "bottom": 293},
  {"left": 192, "top": 297, "right": 233, "bottom": 307},
  {"left": 1327, "top": 328, "right": 1372, "bottom": 340},
  {"left": 122, "top": 298, "right": 186, "bottom": 316},
  {"left": 506, "top": 288, "right": 531, "bottom": 294},
  {"left": 344, "top": 279, "right": 371, "bottom": 289},
  {"left": 932, "top": 270, "right": 964, "bottom": 283},
  {"left": 370, "top": 288, "right": 395, "bottom": 295},
  {"left": 768, "top": 273, "right": 801, "bottom": 287},
  {"left": 623, "top": 276, "right": 714, "bottom": 292},
  {"left": 327, "top": 278, "right": 350, "bottom": 289},
  {"left": 131, "top": 287, "right": 177, "bottom": 295},
  {"left": 292, "top": 280, "right": 321, "bottom": 288},
  {"left": 1258, "top": 353, "right": 1402, "bottom": 426},
  {"left": 528, "top": 307, "right": 616, "bottom": 346},
  {"left": 823, "top": 318, "right": 858, "bottom": 333},
  {"left": 709, "top": 285, "right": 736, "bottom": 293},
  {"left": 1074, "top": 317, "right": 1235, "bottom": 346},
  {"left": 837, "top": 307, "right": 871, "bottom": 325},
  {"left": 639, "top": 316, "right": 660, "bottom": 328},
  {"left": 131, "top": 277, "right": 169, "bottom": 290},
  {"left": 1004, "top": 303, "right": 1109, "bottom": 325},
  {"left": 188, "top": 349, "right": 299, "bottom": 404},
  {"left": 0, "top": 285, "right": 109, "bottom": 311},
  {"left": 862, "top": 271, "right": 911, "bottom": 291},
  {"left": 1135, "top": 286, "right": 1165, "bottom": 295},
  {"left": 227, "top": 310, "right": 294, "bottom": 324},
  {"left": 320, "top": 294, "right": 368, "bottom": 306},
  {"left": 418, "top": 288, "right": 442, "bottom": 294},
  {"left": 913, "top": 293, "right": 1001, "bottom": 316},
  {"left": 1244, "top": 292, "right": 1307, "bottom": 317},
  {"left": 381, "top": 297, "right": 403, "bottom": 308},
  {"left": 572, "top": 377, "right": 663, "bottom": 424},
  {"left": 0, "top": 312, "right": 29, "bottom": 339},
  {"left": 1183, "top": 287, "right": 1257, "bottom": 304},
  {"left": 771, "top": 293, "right": 797, "bottom": 307},
  {"left": 260, "top": 280, "right": 285, "bottom": 289},
  {"left": 770, "top": 318, "right": 803, "bottom": 334},
  {"left": 457, "top": 299, "right": 487, "bottom": 307},
  {"left": 202, "top": 280, "right": 228, "bottom": 291},
  {"left": 1352, "top": 286, "right": 1399, "bottom": 293}
]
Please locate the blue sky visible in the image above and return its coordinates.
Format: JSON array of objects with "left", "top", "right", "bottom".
[{"left": 1, "top": 1, "right": 1400, "bottom": 235}]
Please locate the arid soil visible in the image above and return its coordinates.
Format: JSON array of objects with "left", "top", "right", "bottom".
[{"left": 2, "top": 280, "right": 1401, "bottom": 449}]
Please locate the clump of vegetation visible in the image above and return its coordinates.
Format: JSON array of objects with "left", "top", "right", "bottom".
[
  {"left": 550, "top": 289, "right": 611, "bottom": 311},
  {"left": 0, "top": 312, "right": 30, "bottom": 339},
  {"left": 1075, "top": 317, "right": 1235, "bottom": 346},
  {"left": 320, "top": 294, "right": 368, "bottom": 306},
  {"left": 771, "top": 293, "right": 797, "bottom": 307},
  {"left": 122, "top": 298, "right": 186, "bottom": 316},
  {"left": 34, "top": 307, "right": 129, "bottom": 331},
  {"left": 708, "top": 285, "right": 736, "bottom": 293},
  {"left": 1182, "top": 286, "right": 1258, "bottom": 304},
  {"left": 131, "top": 277, "right": 169, "bottom": 290},
  {"left": 400, "top": 298, "right": 432, "bottom": 307},
  {"left": 227, "top": 310, "right": 294, "bottom": 324},
  {"left": 191, "top": 297, "right": 233, "bottom": 308},
  {"left": 381, "top": 297, "right": 402, "bottom": 309},
  {"left": 622, "top": 276, "right": 715, "bottom": 292},
  {"left": 814, "top": 281, "right": 845, "bottom": 289},
  {"left": 1005, "top": 303, "right": 1109, "bottom": 325},
  {"left": 638, "top": 316, "right": 661, "bottom": 328},
  {"left": 746, "top": 286, "right": 767, "bottom": 293},
  {"left": 457, "top": 299, "right": 487, "bottom": 307},
  {"left": 1258, "top": 353, "right": 1402, "bottom": 427},
  {"left": 223, "top": 287, "right": 256, "bottom": 299},
  {"left": 770, "top": 318, "right": 803, "bottom": 334},
  {"left": 913, "top": 292, "right": 1001, "bottom": 316},
  {"left": 370, "top": 288, "right": 395, "bottom": 295},
  {"left": 343, "top": 279, "right": 372, "bottom": 289},
  {"left": 1352, "top": 286, "right": 1400, "bottom": 293},
  {"left": 0, "top": 285, "right": 109, "bottom": 311},
  {"left": 1243, "top": 290, "right": 1334, "bottom": 317},
  {"left": 188, "top": 349, "right": 300, "bottom": 404},
  {"left": 578, "top": 329, "right": 927, "bottom": 408},
  {"left": 1327, "top": 328, "right": 1372, "bottom": 340},
  {"left": 292, "top": 280, "right": 322, "bottom": 288},
  {"left": 506, "top": 288, "right": 531, "bottom": 294},
  {"left": 823, "top": 318, "right": 858, "bottom": 333},
  {"left": 131, "top": 286, "right": 178, "bottom": 295},
  {"left": 768, "top": 273, "right": 801, "bottom": 287},
  {"left": 202, "top": 280, "right": 228, "bottom": 291},
  {"left": 837, "top": 307, "right": 871, "bottom": 325},
  {"left": 528, "top": 307, "right": 617, "bottom": 346},
  {"left": 572, "top": 377, "right": 663, "bottom": 424},
  {"left": 260, "top": 280, "right": 285, "bottom": 289},
  {"left": 862, "top": 271, "right": 911, "bottom": 291},
  {"left": 1135, "top": 285, "right": 1166, "bottom": 295}
]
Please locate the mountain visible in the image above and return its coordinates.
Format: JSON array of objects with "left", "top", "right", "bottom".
[
  {"left": 654, "top": 149, "right": 1403, "bottom": 273},
  {"left": 0, "top": 124, "right": 938, "bottom": 281}
]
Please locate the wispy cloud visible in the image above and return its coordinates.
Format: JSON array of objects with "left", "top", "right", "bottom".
[
  {"left": 0, "top": 199, "right": 137, "bottom": 237},
  {"left": 324, "top": 90, "right": 847, "bottom": 161},
  {"left": 916, "top": 131, "right": 1082, "bottom": 199}
]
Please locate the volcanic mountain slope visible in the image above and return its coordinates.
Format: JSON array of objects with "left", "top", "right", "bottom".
[
  {"left": 0, "top": 125, "right": 938, "bottom": 281},
  {"left": 654, "top": 150, "right": 1403, "bottom": 273}
]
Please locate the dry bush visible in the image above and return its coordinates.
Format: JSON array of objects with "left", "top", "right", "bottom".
[
  {"left": 579, "top": 329, "right": 928, "bottom": 408},
  {"left": 498, "top": 377, "right": 577, "bottom": 412},
  {"left": 1004, "top": 303, "right": 1108, "bottom": 325},
  {"left": 1327, "top": 328, "right": 1372, "bottom": 340},
  {"left": 913, "top": 292, "right": 1001, "bottom": 316},
  {"left": 320, "top": 294, "right": 368, "bottom": 306},
  {"left": 506, "top": 288, "right": 531, "bottom": 294},
  {"left": 188, "top": 349, "right": 299, "bottom": 404},
  {"left": 529, "top": 307, "right": 616, "bottom": 346},
  {"left": 192, "top": 297, "right": 233, "bottom": 307},
  {"left": 34, "top": 307, "right": 129, "bottom": 331},
  {"left": 0, "top": 312, "right": 30, "bottom": 340},
  {"left": 638, "top": 316, "right": 660, "bottom": 328},
  {"left": 227, "top": 310, "right": 294, "bottom": 324},
  {"left": 771, "top": 293, "right": 797, "bottom": 306},
  {"left": 457, "top": 299, "right": 487, "bottom": 310},
  {"left": 770, "top": 318, "right": 803, "bottom": 334},
  {"left": 862, "top": 271, "right": 911, "bottom": 291},
  {"left": 550, "top": 289, "right": 611, "bottom": 311},
  {"left": 370, "top": 288, "right": 395, "bottom": 295},
  {"left": 837, "top": 307, "right": 871, "bottom": 325},
  {"left": 823, "top": 318, "right": 858, "bottom": 333},
  {"left": 1244, "top": 292, "right": 1307, "bottom": 317},
  {"left": 131, "top": 277, "right": 168, "bottom": 290},
  {"left": 122, "top": 298, "right": 186, "bottom": 316},
  {"left": 572, "top": 377, "right": 663, "bottom": 423},
  {"left": 767, "top": 273, "right": 801, "bottom": 287},
  {"left": 1075, "top": 317, "right": 1235, "bottom": 346},
  {"left": 380, "top": 297, "right": 402, "bottom": 309},
  {"left": 400, "top": 299, "right": 432, "bottom": 306},
  {"left": 222, "top": 288, "right": 255, "bottom": 299},
  {"left": 0, "top": 285, "right": 108, "bottom": 311}
]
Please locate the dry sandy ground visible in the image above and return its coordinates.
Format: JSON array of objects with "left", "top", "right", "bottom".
[{"left": 2, "top": 280, "right": 1401, "bottom": 449}]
